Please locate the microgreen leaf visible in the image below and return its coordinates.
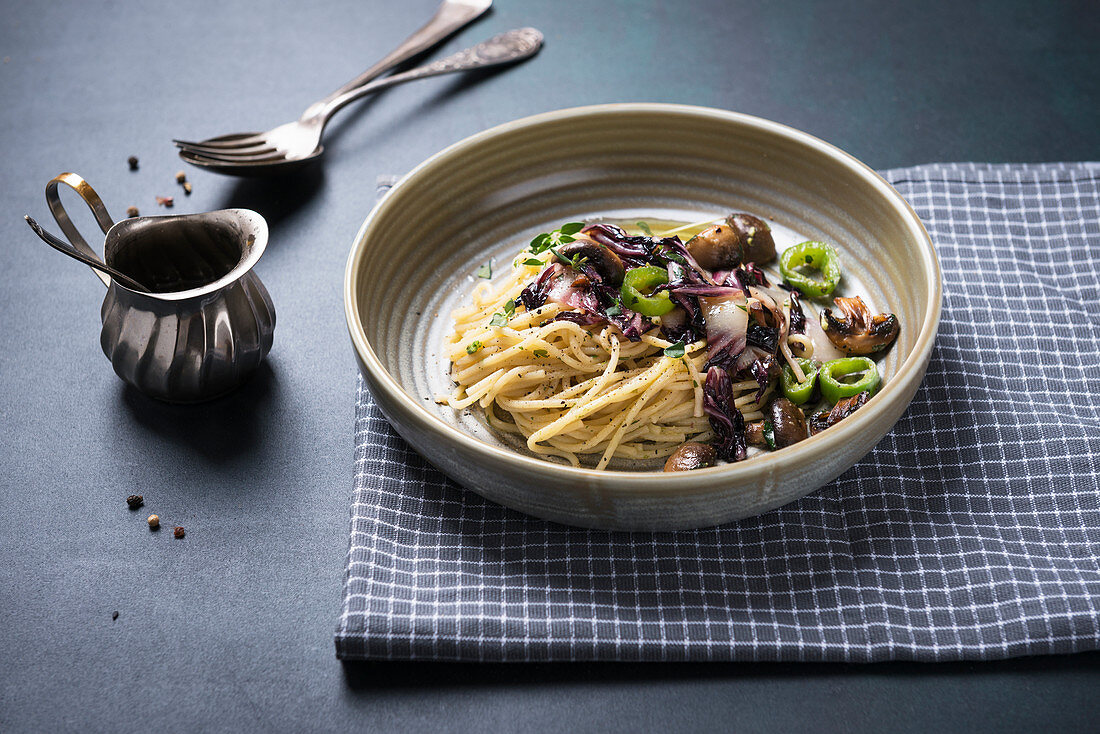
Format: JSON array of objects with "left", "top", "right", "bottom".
[
  {"left": 504, "top": 300, "right": 516, "bottom": 318},
  {"left": 475, "top": 262, "right": 492, "bottom": 279},
  {"left": 522, "top": 257, "right": 544, "bottom": 266},
  {"left": 663, "top": 341, "right": 686, "bottom": 358},
  {"left": 636, "top": 221, "right": 653, "bottom": 236},
  {"left": 466, "top": 341, "right": 482, "bottom": 354},
  {"left": 530, "top": 223, "right": 584, "bottom": 254},
  {"left": 533, "top": 349, "right": 549, "bottom": 358},
  {"left": 530, "top": 233, "right": 551, "bottom": 253},
  {"left": 605, "top": 303, "right": 622, "bottom": 318},
  {"left": 489, "top": 313, "right": 507, "bottom": 328}
]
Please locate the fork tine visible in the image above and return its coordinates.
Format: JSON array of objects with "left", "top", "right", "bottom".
[
  {"left": 174, "top": 140, "right": 277, "bottom": 157},
  {"left": 180, "top": 149, "right": 289, "bottom": 165},
  {"left": 172, "top": 134, "right": 266, "bottom": 150}
]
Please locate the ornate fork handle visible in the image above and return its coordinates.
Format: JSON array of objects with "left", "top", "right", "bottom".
[{"left": 316, "top": 28, "right": 543, "bottom": 123}]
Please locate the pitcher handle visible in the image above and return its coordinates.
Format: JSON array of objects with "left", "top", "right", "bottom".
[{"left": 45, "top": 173, "right": 116, "bottom": 288}]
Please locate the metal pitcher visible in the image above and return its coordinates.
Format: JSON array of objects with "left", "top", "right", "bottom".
[{"left": 43, "top": 173, "right": 276, "bottom": 403}]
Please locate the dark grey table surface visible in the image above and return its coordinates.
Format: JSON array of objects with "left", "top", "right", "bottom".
[{"left": 2, "top": 0, "right": 1099, "bottom": 731}]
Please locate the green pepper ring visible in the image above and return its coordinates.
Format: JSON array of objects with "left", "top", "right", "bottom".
[
  {"left": 780, "top": 241, "right": 842, "bottom": 298},
  {"left": 780, "top": 358, "right": 820, "bottom": 405},
  {"left": 819, "top": 357, "right": 880, "bottom": 404},
  {"left": 621, "top": 266, "right": 675, "bottom": 317}
]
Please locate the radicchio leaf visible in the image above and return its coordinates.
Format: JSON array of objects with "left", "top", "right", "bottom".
[
  {"left": 519, "top": 264, "right": 559, "bottom": 311},
  {"left": 702, "top": 366, "right": 747, "bottom": 462},
  {"left": 746, "top": 322, "right": 779, "bottom": 352},
  {"left": 788, "top": 288, "right": 806, "bottom": 335}
]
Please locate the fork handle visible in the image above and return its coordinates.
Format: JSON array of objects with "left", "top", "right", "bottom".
[
  {"left": 315, "top": 28, "right": 543, "bottom": 124},
  {"left": 309, "top": 0, "right": 491, "bottom": 116}
]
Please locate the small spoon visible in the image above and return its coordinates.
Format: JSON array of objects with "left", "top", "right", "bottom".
[{"left": 24, "top": 215, "right": 151, "bottom": 292}]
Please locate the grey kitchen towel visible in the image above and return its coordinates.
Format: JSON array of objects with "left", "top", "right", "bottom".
[{"left": 336, "top": 162, "right": 1100, "bottom": 662}]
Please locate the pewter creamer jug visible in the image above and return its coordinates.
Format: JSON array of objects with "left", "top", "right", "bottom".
[{"left": 45, "top": 173, "right": 275, "bottom": 402}]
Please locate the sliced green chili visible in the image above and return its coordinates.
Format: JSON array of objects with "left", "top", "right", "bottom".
[
  {"left": 779, "top": 241, "right": 842, "bottom": 298},
  {"left": 620, "top": 266, "right": 674, "bottom": 317},
  {"left": 780, "top": 358, "right": 820, "bottom": 405},
  {"left": 819, "top": 357, "right": 880, "bottom": 404}
]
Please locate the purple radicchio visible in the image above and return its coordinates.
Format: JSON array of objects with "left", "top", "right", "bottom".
[
  {"left": 787, "top": 288, "right": 806, "bottom": 335},
  {"left": 702, "top": 366, "right": 747, "bottom": 462},
  {"left": 520, "top": 264, "right": 559, "bottom": 311}
]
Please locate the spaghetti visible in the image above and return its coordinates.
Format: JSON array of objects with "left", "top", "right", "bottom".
[{"left": 443, "top": 215, "right": 898, "bottom": 471}]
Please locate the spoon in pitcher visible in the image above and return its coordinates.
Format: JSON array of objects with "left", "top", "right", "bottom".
[
  {"left": 24, "top": 216, "right": 151, "bottom": 292},
  {"left": 174, "top": 27, "right": 543, "bottom": 177}
]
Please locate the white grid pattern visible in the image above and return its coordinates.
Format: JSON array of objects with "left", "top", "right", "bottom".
[{"left": 336, "top": 163, "right": 1100, "bottom": 662}]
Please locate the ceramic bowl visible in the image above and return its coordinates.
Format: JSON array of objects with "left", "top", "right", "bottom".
[{"left": 344, "top": 104, "right": 941, "bottom": 530}]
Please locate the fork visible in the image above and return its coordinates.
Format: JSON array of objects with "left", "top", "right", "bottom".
[{"left": 174, "top": 25, "right": 543, "bottom": 176}]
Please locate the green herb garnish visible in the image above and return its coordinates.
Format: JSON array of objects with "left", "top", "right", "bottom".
[
  {"left": 504, "top": 300, "right": 516, "bottom": 318},
  {"left": 475, "top": 262, "right": 492, "bottom": 279},
  {"left": 663, "top": 341, "right": 686, "bottom": 359},
  {"left": 489, "top": 313, "right": 507, "bottom": 328},
  {"left": 522, "top": 257, "right": 544, "bottom": 266},
  {"left": 549, "top": 245, "right": 587, "bottom": 270},
  {"left": 533, "top": 349, "right": 549, "bottom": 358},
  {"left": 466, "top": 341, "right": 482, "bottom": 354},
  {"left": 636, "top": 221, "right": 653, "bottom": 236},
  {"left": 529, "top": 222, "right": 585, "bottom": 254},
  {"left": 605, "top": 302, "right": 622, "bottom": 318}
]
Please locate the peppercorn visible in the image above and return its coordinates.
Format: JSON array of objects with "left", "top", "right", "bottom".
[
  {"left": 175, "top": 171, "right": 187, "bottom": 183},
  {"left": 126, "top": 206, "right": 139, "bottom": 218},
  {"left": 127, "top": 155, "right": 139, "bottom": 170},
  {"left": 155, "top": 195, "right": 174, "bottom": 208},
  {"left": 147, "top": 514, "right": 160, "bottom": 529},
  {"left": 112, "top": 611, "right": 119, "bottom": 621},
  {"left": 182, "top": 181, "right": 192, "bottom": 195},
  {"left": 126, "top": 494, "right": 143, "bottom": 510},
  {"left": 173, "top": 526, "right": 185, "bottom": 539}
]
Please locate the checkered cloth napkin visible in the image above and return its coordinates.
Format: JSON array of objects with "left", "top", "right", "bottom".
[{"left": 336, "top": 163, "right": 1100, "bottom": 662}]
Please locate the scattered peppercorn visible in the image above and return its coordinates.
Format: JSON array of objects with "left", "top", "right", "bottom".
[
  {"left": 127, "top": 155, "right": 139, "bottom": 170},
  {"left": 182, "top": 181, "right": 192, "bottom": 195},
  {"left": 126, "top": 206, "right": 139, "bottom": 218},
  {"left": 147, "top": 514, "right": 160, "bottom": 529},
  {"left": 112, "top": 611, "right": 119, "bottom": 621},
  {"left": 173, "top": 526, "right": 185, "bottom": 539},
  {"left": 175, "top": 171, "right": 187, "bottom": 183},
  {"left": 126, "top": 494, "right": 143, "bottom": 510},
  {"left": 155, "top": 195, "right": 174, "bottom": 208}
]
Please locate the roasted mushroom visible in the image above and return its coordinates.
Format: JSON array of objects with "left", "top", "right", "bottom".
[
  {"left": 554, "top": 237, "right": 626, "bottom": 286},
  {"left": 766, "top": 397, "right": 808, "bottom": 448},
  {"left": 664, "top": 441, "right": 718, "bottom": 472},
  {"left": 686, "top": 222, "right": 743, "bottom": 271},
  {"left": 744, "top": 421, "right": 767, "bottom": 447},
  {"left": 727, "top": 213, "right": 776, "bottom": 264},
  {"left": 809, "top": 391, "right": 870, "bottom": 435},
  {"left": 686, "top": 212, "right": 777, "bottom": 271},
  {"left": 822, "top": 296, "right": 899, "bottom": 355}
]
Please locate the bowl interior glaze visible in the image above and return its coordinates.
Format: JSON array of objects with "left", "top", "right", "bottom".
[{"left": 345, "top": 104, "right": 940, "bottom": 530}]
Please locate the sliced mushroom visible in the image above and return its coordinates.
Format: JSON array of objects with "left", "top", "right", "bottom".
[
  {"left": 727, "top": 213, "right": 776, "bottom": 264},
  {"left": 554, "top": 237, "right": 626, "bottom": 286},
  {"left": 809, "top": 391, "right": 870, "bottom": 435},
  {"left": 663, "top": 441, "right": 718, "bottom": 472},
  {"left": 822, "top": 296, "right": 899, "bottom": 355},
  {"left": 686, "top": 223, "right": 743, "bottom": 271},
  {"left": 766, "top": 397, "right": 808, "bottom": 448},
  {"left": 685, "top": 212, "right": 777, "bottom": 272},
  {"left": 744, "top": 421, "right": 767, "bottom": 447}
]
